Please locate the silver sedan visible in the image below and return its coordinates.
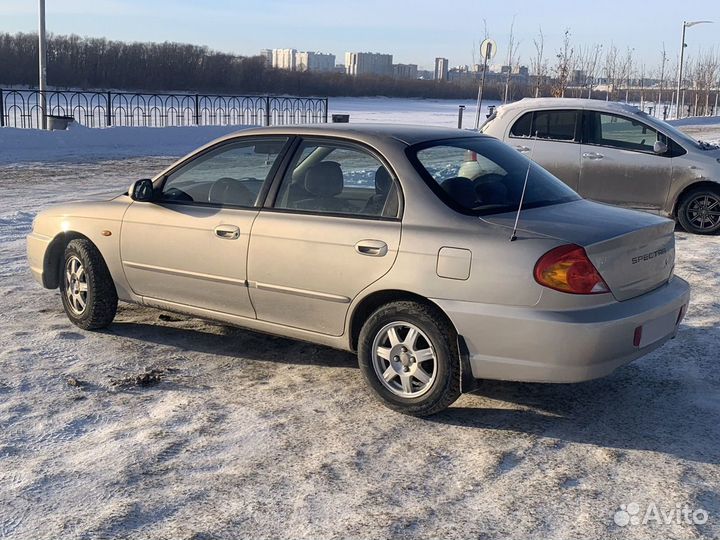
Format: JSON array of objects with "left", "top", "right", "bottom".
[{"left": 27, "top": 124, "right": 690, "bottom": 415}]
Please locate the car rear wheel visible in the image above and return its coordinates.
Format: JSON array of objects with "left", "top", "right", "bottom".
[
  {"left": 677, "top": 187, "right": 720, "bottom": 235},
  {"left": 358, "top": 301, "right": 461, "bottom": 416},
  {"left": 60, "top": 239, "right": 118, "bottom": 330}
]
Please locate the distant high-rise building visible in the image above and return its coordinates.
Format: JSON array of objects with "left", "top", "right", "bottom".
[
  {"left": 259, "top": 49, "right": 273, "bottom": 66},
  {"left": 296, "top": 51, "right": 336, "bottom": 72},
  {"left": 272, "top": 48, "right": 297, "bottom": 70},
  {"left": 344, "top": 52, "right": 393, "bottom": 76},
  {"left": 434, "top": 57, "right": 449, "bottom": 81},
  {"left": 393, "top": 63, "right": 418, "bottom": 79}
]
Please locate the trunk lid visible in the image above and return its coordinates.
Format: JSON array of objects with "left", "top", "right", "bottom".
[{"left": 482, "top": 200, "right": 676, "bottom": 301}]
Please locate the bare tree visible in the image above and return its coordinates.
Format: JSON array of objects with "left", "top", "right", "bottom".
[
  {"left": 638, "top": 62, "right": 646, "bottom": 108},
  {"left": 617, "top": 47, "right": 635, "bottom": 102},
  {"left": 697, "top": 48, "right": 719, "bottom": 115},
  {"left": 530, "top": 26, "right": 547, "bottom": 97},
  {"left": 603, "top": 44, "right": 619, "bottom": 100},
  {"left": 585, "top": 44, "right": 603, "bottom": 98},
  {"left": 503, "top": 16, "right": 520, "bottom": 103},
  {"left": 657, "top": 43, "right": 669, "bottom": 113},
  {"left": 552, "top": 29, "right": 574, "bottom": 98}
]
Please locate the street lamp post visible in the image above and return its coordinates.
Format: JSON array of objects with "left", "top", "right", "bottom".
[
  {"left": 676, "top": 20, "right": 712, "bottom": 120},
  {"left": 38, "top": 0, "right": 48, "bottom": 129}
]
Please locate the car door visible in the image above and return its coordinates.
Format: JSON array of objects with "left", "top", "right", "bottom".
[
  {"left": 120, "top": 137, "right": 290, "bottom": 318},
  {"left": 247, "top": 138, "right": 402, "bottom": 336},
  {"left": 579, "top": 111, "right": 673, "bottom": 209},
  {"left": 506, "top": 109, "right": 581, "bottom": 191}
]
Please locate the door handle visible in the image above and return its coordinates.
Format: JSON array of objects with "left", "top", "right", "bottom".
[
  {"left": 214, "top": 225, "right": 240, "bottom": 240},
  {"left": 515, "top": 145, "right": 531, "bottom": 153},
  {"left": 582, "top": 152, "right": 604, "bottom": 160},
  {"left": 355, "top": 240, "right": 388, "bottom": 257}
]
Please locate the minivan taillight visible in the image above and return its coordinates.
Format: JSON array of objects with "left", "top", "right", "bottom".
[{"left": 534, "top": 244, "right": 609, "bottom": 294}]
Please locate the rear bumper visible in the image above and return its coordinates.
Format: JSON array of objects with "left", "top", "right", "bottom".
[
  {"left": 433, "top": 276, "right": 690, "bottom": 383},
  {"left": 27, "top": 231, "right": 52, "bottom": 287}
]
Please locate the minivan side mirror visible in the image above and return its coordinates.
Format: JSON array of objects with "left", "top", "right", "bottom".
[
  {"left": 653, "top": 140, "right": 668, "bottom": 155},
  {"left": 128, "top": 178, "right": 155, "bottom": 201}
]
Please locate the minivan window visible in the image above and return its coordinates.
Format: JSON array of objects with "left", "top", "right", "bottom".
[
  {"left": 510, "top": 110, "right": 578, "bottom": 141},
  {"left": 509, "top": 112, "right": 533, "bottom": 137},
  {"left": 587, "top": 112, "right": 660, "bottom": 152},
  {"left": 409, "top": 137, "right": 580, "bottom": 216}
]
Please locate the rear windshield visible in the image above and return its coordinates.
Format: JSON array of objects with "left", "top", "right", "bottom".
[{"left": 408, "top": 137, "right": 580, "bottom": 216}]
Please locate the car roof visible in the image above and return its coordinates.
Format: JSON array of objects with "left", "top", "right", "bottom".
[
  {"left": 497, "top": 97, "right": 642, "bottom": 115},
  {"left": 218, "top": 123, "right": 482, "bottom": 146}
]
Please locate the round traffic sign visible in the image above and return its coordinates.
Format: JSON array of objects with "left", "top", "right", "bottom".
[{"left": 480, "top": 38, "right": 497, "bottom": 60}]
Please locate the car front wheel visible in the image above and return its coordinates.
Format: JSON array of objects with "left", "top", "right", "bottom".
[
  {"left": 358, "top": 301, "right": 461, "bottom": 416},
  {"left": 60, "top": 239, "right": 118, "bottom": 330},
  {"left": 677, "top": 187, "right": 720, "bottom": 235}
]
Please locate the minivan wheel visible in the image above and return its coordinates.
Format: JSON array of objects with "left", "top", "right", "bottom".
[
  {"left": 677, "top": 187, "right": 720, "bottom": 235},
  {"left": 358, "top": 301, "right": 461, "bottom": 416},
  {"left": 59, "top": 239, "right": 118, "bottom": 330}
]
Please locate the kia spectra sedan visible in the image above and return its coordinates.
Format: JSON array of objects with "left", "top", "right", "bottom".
[
  {"left": 27, "top": 124, "right": 690, "bottom": 415},
  {"left": 481, "top": 98, "right": 720, "bottom": 234}
]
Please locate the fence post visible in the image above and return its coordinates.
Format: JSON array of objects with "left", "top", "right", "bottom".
[
  {"left": 0, "top": 89, "right": 4, "bottom": 128},
  {"left": 106, "top": 91, "right": 112, "bottom": 126},
  {"left": 194, "top": 94, "right": 200, "bottom": 125},
  {"left": 323, "top": 97, "right": 329, "bottom": 123},
  {"left": 264, "top": 96, "right": 271, "bottom": 127}
]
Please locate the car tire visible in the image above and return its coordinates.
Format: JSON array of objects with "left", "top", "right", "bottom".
[
  {"left": 677, "top": 186, "right": 720, "bottom": 235},
  {"left": 358, "top": 301, "right": 461, "bottom": 416},
  {"left": 59, "top": 239, "right": 118, "bottom": 330}
]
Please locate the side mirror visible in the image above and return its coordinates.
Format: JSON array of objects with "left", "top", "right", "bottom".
[
  {"left": 129, "top": 179, "right": 154, "bottom": 201},
  {"left": 653, "top": 140, "right": 668, "bottom": 155}
]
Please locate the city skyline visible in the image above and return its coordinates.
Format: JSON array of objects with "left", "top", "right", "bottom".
[{"left": 2, "top": 0, "right": 718, "bottom": 72}]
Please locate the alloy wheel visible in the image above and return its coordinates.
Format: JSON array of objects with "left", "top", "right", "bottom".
[
  {"left": 64, "top": 255, "right": 88, "bottom": 315},
  {"left": 371, "top": 321, "right": 438, "bottom": 398},
  {"left": 686, "top": 194, "right": 720, "bottom": 231}
]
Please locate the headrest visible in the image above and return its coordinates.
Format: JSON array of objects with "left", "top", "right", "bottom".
[
  {"left": 441, "top": 177, "right": 477, "bottom": 206},
  {"left": 305, "top": 161, "right": 343, "bottom": 197},
  {"left": 375, "top": 166, "right": 392, "bottom": 195},
  {"left": 208, "top": 177, "right": 254, "bottom": 206}
]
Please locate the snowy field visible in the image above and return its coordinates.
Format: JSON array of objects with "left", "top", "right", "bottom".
[{"left": 1, "top": 110, "right": 719, "bottom": 539}]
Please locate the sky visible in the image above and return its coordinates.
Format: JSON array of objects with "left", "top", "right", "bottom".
[{"left": 2, "top": 0, "right": 718, "bottom": 71}]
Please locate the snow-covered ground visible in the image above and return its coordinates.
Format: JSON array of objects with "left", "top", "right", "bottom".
[
  {"left": 0, "top": 113, "right": 719, "bottom": 540},
  {"left": 0, "top": 125, "right": 243, "bottom": 165}
]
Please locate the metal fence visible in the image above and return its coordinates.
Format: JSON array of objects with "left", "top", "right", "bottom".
[{"left": 0, "top": 89, "right": 329, "bottom": 129}]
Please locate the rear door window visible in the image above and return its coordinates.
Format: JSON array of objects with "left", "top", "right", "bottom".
[
  {"left": 273, "top": 140, "right": 399, "bottom": 218},
  {"left": 510, "top": 110, "right": 579, "bottom": 142}
]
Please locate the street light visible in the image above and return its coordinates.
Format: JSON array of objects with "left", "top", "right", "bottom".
[{"left": 675, "top": 20, "right": 712, "bottom": 119}]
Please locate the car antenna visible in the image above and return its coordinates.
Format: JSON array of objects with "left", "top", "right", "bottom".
[{"left": 510, "top": 131, "right": 538, "bottom": 242}]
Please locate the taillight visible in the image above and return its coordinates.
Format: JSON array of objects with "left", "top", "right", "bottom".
[{"left": 534, "top": 244, "right": 610, "bottom": 294}]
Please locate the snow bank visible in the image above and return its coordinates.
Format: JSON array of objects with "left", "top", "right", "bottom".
[{"left": 0, "top": 123, "right": 248, "bottom": 165}]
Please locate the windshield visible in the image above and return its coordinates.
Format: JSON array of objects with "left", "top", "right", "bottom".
[
  {"left": 409, "top": 137, "right": 580, "bottom": 216},
  {"left": 636, "top": 111, "right": 710, "bottom": 150}
]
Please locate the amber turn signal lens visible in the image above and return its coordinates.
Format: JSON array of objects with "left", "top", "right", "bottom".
[{"left": 534, "top": 244, "right": 609, "bottom": 295}]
